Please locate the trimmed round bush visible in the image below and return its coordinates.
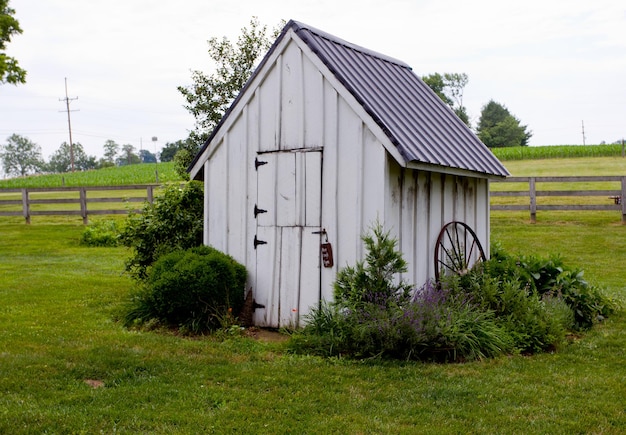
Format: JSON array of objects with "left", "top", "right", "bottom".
[{"left": 125, "top": 245, "right": 246, "bottom": 333}]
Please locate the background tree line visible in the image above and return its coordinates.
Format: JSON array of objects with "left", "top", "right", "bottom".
[{"left": 0, "top": 135, "right": 192, "bottom": 178}]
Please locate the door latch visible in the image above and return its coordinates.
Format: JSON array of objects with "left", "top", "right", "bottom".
[{"left": 313, "top": 229, "right": 334, "bottom": 268}]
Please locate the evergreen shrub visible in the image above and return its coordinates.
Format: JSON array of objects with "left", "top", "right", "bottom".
[{"left": 123, "top": 245, "right": 246, "bottom": 333}]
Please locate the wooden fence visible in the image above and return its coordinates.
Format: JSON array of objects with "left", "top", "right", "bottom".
[
  {"left": 2, "top": 177, "right": 626, "bottom": 225},
  {"left": 0, "top": 185, "right": 160, "bottom": 224},
  {"left": 490, "top": 176, "right": 626, "bottom": 223}
]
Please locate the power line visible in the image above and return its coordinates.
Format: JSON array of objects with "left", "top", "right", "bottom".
[{"left": 59, "top": 78, "right": 79, "bottom": 172}]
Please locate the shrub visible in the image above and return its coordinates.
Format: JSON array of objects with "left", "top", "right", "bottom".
[
  {"left": 123, "top": 245, "right": 246, "bottom": 333},
  {"left": 448, "top": 271, "right": 572, "bottom": 353},
  {"left": 289, "top": 224, "right": 512, "bottom": 362},
  {"left": 334, "top": 223, "right": 412, "bottom": 310},
  {"left": 290, "top": 226, "right": 616, "bottom": 361},
  {"left": 486, "top": 244, "right": 617, "bottom": 330},
  {"left": 79, "top": 219, "right": 121, "bottom": 247},
  {"left": 119, "top": 181, "right": 203, "bottom": 280}
]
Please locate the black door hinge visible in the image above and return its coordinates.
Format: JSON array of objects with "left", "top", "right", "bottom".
[
  {"left": 254, "top": 235, "right": 267, "bottom": 249},
  {"left": 255, "top": 157, "right": 267, "bottom": 170},
  {"left": 254, "top": 204, "right": 267, "bottom": 218}
]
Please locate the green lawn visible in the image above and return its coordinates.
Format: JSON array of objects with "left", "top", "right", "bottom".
[{"left": 1, "top": 157, "right": 625, "bottom": 433}]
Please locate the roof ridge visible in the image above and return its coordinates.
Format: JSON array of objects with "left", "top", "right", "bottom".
[{"left": 288, "top": 20, "right": 411, "bottom": 70}]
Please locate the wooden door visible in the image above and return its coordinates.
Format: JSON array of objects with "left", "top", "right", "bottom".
[{"left": 253, "top": 150, "right": 322, "bottom": 328}]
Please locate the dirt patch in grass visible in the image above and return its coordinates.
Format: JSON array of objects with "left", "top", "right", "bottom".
[
  {"left": 84, "top": 379, "right": 105, "bottom": 389},
  {"left": 245, "top": 327, "right": 289, "bottom": 342}
]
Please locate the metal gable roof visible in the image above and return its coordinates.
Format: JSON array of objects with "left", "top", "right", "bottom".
[
  {"left": 290, "top": 20, "right": 509, "bottom": 178},
  {"left": 190, "top": 20, "right": 509, "bottom": 179}
]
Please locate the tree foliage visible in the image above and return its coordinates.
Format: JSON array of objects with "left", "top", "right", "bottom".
[
  {"left": 422, "top": 72, "right": 469, "bottom": 125},
  {"left": 160, "top": 138, "right": 199, "bottom": 180},
  {"left": 139, "top": 149, "right": 156, "bottom": 163},
  {"left": 177, "top": 17, "right": 280, "bottom": 170},
  {"left": 47, "top": 142, "right": 97, "bottom": 173},
  {"left": 0, "top": 0, "right": 26, "bottom": 85},
  {"left": 477, "top": 100, "right": 532, "bottom": 148},
  {"left": 117, "top": 144, "right": 140, "bottom": 166},
  {"left": 160, "top": 139, "right": 189, "bottom": 163},
  {"left": 0, "top": 134, "right": 43, "bottom": 176},
  {"left": 102, "top": 139, "right": 119, "bottom": 164}
]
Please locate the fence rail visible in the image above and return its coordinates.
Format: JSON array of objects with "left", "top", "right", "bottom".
[
  {"left": 2, "top": 177, "right": 626, "bottom": 225},
  {"left": 0, "top": 185, "right": 160, "bottom": 224},
  {"left": 490, "top": 176, "right": 626, "bottom": 223}
]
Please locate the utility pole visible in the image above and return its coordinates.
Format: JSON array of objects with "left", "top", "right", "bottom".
[
  {"left": 581, "top": 120, "right": 586, "bottom": 146},
  {"left": 152, "top": 136, "right": 159, "bottom": 183},
  {"left": 59, "top": 78, "right": 78, "bottom": 172}
]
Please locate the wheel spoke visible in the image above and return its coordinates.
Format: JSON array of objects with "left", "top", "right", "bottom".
[
  {"left": 434, "top": 221, "right": 486, "bottom": 282},
  {"left": 467, "top": 239, "right": 476, "bottom": 264}
]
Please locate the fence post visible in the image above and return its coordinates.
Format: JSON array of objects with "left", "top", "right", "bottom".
[
  {"left": 529, "top": 177, "right": 537, "bottom": 223},
  {"left": 147, "top": 185, "right": 154, "bottom": 203},
  {"left": 80, "top": 187, "right": 88, "bottom": 225},
  {"left": 621, "top": 176, "right": 626, "bottom": 224},
  {"left": 21, "top": 188, "right": 30, "bottom": 224}
]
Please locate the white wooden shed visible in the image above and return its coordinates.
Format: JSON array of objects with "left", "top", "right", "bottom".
[{"left": 189, "top": 20, "right": 509, "bottom": 328}]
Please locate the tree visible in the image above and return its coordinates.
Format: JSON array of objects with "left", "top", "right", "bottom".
[
  {"left": 139, "top": 149, "right": 157, "bottom": 163},
  {"left": 47, "top": 142, "right": 96, "bottom": 172},
  {"left": 0, "top": 0, "right": 26, "bottom": 85},
  {"left": 102, "top": 139, "right": 119, "bottom": 164},
  {"left": 160, "top": 139, "right": 193, "bottom": 163},
  {"left": 477, "top": 100, "right": 532, "bottom": 148},
  {"left": 177, "top": 17, "right": 280, "bottom": 170},
  {"left": 422, "top": 72, "right": 469, "bottom": 125},
  {"left": 117, "top": 144, "right": 140, "bottom": 166},
  {"left": 0, "top": 134, "right": 43, "bottom": 176}
]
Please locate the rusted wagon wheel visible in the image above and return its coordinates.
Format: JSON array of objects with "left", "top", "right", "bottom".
[{"left": 434, "top": 221, "right": 486, "bottom": 282}]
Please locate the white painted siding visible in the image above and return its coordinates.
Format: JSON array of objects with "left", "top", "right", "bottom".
[
  {"left": 200, "top": 32, "right": 493, "bottom": 327},
  {"left": 384, "top": 157, "right": 490, "bottom": 287}
]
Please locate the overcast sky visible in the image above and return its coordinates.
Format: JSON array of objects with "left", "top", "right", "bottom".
[{"left": 1, "top": 0, "right": 625, "bottom": 161}]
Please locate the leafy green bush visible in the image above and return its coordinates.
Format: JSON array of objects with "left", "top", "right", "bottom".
[
  {"left": 79, "top": 219, "right": 121, "bottom": 247},
  {"left": 123, "top": 245, "right": 246, "bottom": 333},
  {"left": 486, "top": 244, "right": 617, "bottom": 330},
  {"left": 447, "top": 271, "right": 572, "bottom": 353},
  {"left": 119, "top": 181, "right": 204, "bottom": 280}
]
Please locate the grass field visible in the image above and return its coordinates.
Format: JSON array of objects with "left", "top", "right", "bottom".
[
  {"left": 0, "top": 161, "right": 180, "bottom": 188},
  {"left": 1, "top": 157, "right": 625, "bottom": 433},
  {"left": 491, "top": 143, "right": 625, "bottom": 161}
]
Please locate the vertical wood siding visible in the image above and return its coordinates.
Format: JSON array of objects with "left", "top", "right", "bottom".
[
  {"left": 385, "top": 157, "right": 489, "bottom": 286},
  {"left": 201, "top": 34, "right": 491, "bottom": 326}
]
